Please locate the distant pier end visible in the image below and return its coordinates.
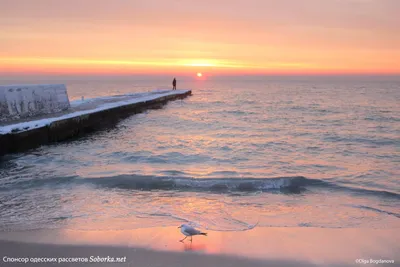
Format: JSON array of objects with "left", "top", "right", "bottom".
[{"left": 0, "top": 87, "right": 192, "bottom": 156}]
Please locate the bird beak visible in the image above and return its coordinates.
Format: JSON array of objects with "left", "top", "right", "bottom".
[{"left": 178, "top": 226, "right": 181, "bottom": 228}]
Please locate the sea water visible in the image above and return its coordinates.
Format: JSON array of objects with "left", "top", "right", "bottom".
[{"left": 0, "top": 75, "right": 399, "bottom": 231}]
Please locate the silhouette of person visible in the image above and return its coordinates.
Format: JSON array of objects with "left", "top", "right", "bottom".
[{"left": 172, "top": 78, "right": 177, "bottom": 90}]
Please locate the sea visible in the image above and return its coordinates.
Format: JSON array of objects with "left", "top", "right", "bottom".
[{"left": 0, "top": 75, "right": 399, "bottom": 232}]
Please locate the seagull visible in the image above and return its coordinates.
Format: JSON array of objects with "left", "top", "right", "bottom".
[{"left": 178, "top": 224, "right": 207, "bottom": 242}]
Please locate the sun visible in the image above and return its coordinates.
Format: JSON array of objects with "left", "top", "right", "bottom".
[{"left": 197, "top": 72, "right": 202, "bottom": 77}]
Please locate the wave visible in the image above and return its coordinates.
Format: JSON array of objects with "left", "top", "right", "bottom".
[
  {"left": 82, "top": 175, "right": 316, "bottom": 193},
  {"left": 1, "top": 174, "right": 399, "bottom": 199},
  {"left": 84, "top": 175, "right": 400, "bottom": 199}
]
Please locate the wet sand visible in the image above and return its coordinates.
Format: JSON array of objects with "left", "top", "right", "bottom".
[
  {"left": 0, "top": 239, "right": 316, "bottom": 267},
  {"left": 0, "top": 226, "right": 398, "bottom": 266}
]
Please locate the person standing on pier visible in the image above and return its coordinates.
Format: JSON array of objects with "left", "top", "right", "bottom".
[{"left": 172, "top": 78, "right": 177, "bottom": 90}]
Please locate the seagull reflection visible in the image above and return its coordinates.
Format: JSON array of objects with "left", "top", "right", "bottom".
[{"left": 182, "top": 242, "right": 207, "bottom": 252}]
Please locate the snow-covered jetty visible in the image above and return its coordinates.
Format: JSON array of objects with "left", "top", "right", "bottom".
[{"left": 0, "top": 88, "right": 191, "bottom": 156}]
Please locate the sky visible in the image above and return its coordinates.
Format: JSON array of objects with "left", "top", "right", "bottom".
[{"left": 1, "top": 0, "right": 399, "bottom": 75}]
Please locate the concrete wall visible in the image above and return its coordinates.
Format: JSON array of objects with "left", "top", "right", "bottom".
[{"left": 0, "top": 84, "right": 70, "bottom": 122}]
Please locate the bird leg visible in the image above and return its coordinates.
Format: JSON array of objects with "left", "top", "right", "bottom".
[
  {"left": 190, "top": 236, "right": 193, "bottom": 242},
  {"left": 180, "top": 236, "right": 188, "bottom": 242}
]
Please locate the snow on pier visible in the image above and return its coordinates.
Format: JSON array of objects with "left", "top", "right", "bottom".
[{"left": 0, "top": 89, "right": 191, "bottom": 134}]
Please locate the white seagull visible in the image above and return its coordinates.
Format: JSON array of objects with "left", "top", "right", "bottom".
[{"left": 178, "top": 224, "right": 207, "bottom": 242}]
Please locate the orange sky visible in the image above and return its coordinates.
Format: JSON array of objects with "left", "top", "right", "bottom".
[{"left": 1, "top": 0, "right": 399, "bottom": 75}]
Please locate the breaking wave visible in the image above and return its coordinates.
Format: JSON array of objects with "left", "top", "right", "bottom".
[{"left": 1, "top": 174, "right": 399, "bottom": 199}]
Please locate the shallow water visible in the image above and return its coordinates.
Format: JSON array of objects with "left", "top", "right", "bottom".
[{"left": 0, "top": 75, "right": 399, "bottom": 231}]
